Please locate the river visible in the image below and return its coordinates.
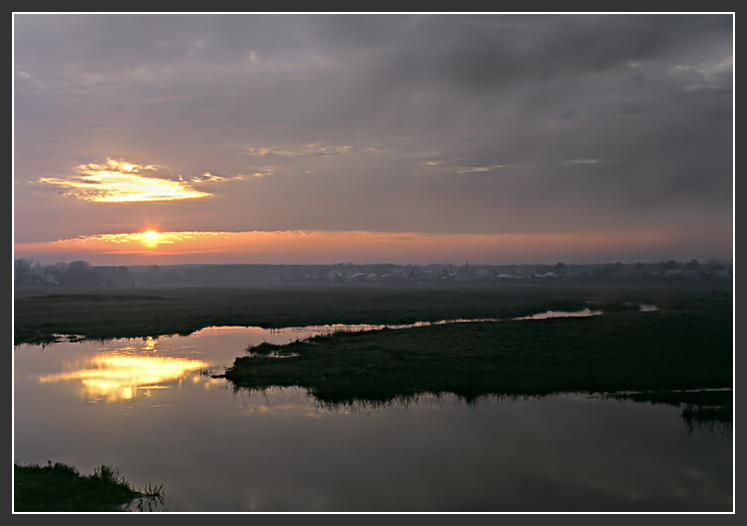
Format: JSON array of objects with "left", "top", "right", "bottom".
[{"left": 13, "top": 317, "right": 732, "bottom": 512}]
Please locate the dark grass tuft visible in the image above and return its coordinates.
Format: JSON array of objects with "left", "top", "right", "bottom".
[{"left": 14, "top": 461, "right": 164, "bottom": 512}]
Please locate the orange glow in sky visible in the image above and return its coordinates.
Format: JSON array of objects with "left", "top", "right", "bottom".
[{"left": 13, "top": 228, "right": 727, "bottom": 266}]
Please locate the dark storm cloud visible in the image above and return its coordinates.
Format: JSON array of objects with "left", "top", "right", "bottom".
[
  {"left": 378, "top": 15, "right": 731, "bottom": 89},
  {"left": 14, "top": 13, "right": 732, "bottom": 259}
]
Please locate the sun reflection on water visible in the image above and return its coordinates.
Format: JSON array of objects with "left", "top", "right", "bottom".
[{"left": 37, "top": 354, "right": 209, "bottom": 402}]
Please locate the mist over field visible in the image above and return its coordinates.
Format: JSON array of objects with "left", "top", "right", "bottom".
[{"left": 14, "top": 258, "right": 733, "bottom": 289}]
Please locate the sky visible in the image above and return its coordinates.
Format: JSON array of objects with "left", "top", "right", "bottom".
[{"left": 13, "top": 13, "right": 734, "bottom": 266}]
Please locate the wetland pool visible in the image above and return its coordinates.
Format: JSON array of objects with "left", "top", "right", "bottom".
[{"left": 13, "top": 319, "right": 732, "bottom": 512}]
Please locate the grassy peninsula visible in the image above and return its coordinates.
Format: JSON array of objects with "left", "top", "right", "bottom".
[{"left": 220, "top": 299, "right": 732, "bottom": 404}]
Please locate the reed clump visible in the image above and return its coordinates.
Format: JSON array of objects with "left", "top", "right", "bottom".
[{"left": 14, "top": 461, "right": 164, "bottom": 512}]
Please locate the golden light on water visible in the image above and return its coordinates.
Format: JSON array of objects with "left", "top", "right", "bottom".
[
  {"left": 143, "top": 336, "right": 157, "bottom": 352},
  {"left": 36, "top": 158, "right": 210, "bottom": 203},
  {"left": 38, "top": 354, "right": 210, "bottom": 402}
]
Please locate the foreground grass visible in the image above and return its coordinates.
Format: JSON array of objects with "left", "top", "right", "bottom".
[
  {"left": 221, "top": 297, "right": 732, "bottom": 406},
  {"left": 14, "top": 462, "right": 164, "bottom": 512}
]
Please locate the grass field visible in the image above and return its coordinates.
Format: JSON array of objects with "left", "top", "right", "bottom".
[
  {"left": 13, "top": 280, "right": 731, "bottom": 344},
  {"left": 13, "top": 462, "right": 164, "bottom": 512}
]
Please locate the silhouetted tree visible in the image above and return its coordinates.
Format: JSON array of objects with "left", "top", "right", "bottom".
[
  {"left": 593, "top": 265, "right": 616, "bottom": 280},
  {"left": 14, "top": 258, "right": 34, "bottom": 282},
  {"left": 61, "top": 261, "right": 95, "bottom": 286},
  {"left": 553, "top": 262, "right": 569, "bottom": 275}
]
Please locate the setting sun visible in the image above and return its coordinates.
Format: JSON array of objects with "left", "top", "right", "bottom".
[{"left": 142, "top": 229, "right": 164, "bottom": 249}]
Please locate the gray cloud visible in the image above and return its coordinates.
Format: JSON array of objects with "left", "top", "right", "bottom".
[{"left": 13, "top": 13, "right": 733, "bottom": 261}]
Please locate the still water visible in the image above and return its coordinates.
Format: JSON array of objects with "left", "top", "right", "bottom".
[{"left": 13, "top": 319, "right": 732, "bottom": 512}]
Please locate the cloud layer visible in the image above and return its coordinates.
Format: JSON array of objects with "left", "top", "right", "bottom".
[{"left": 14, "top": 14, "right": 733, "bottom": 262}]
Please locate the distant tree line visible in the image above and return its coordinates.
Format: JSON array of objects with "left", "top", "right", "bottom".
[
  {"left": 14, "top": 259, "right": 134, "bottom": 288},
  {"left": 14, "top": 258, "right": 732, "bottom": 289}
]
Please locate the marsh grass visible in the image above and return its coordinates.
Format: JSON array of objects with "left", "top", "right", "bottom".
[
  {"left": 611, "top": 389, "right": 733, "bottom": 434},
  {"left": 221, "top": 299, "right": 732, "bottom": 407},
  {"left": 246, "top": 341, "right": 289, "bottom": 355},
  {"left": 681, "top": 406, "right": 733, "bottom": 436},
  {"left": 13, "top": 461, "right": 165, "bottom": 512}
]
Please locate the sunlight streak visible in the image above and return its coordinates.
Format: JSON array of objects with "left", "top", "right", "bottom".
[{"left": 36, "top": 158, "right": 211, "bottom": 203}]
